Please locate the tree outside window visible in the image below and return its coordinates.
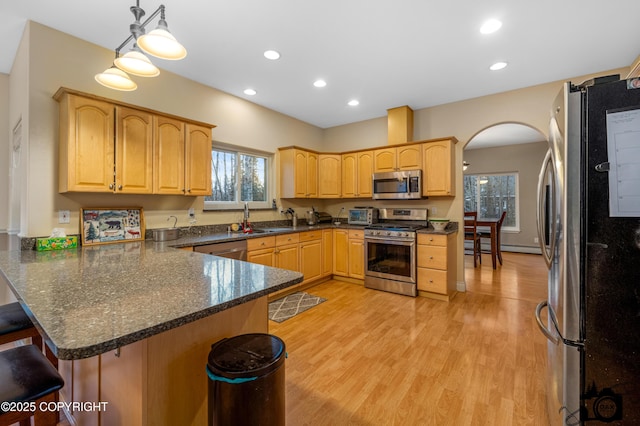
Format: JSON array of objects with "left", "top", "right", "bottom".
[
  {"left": 464, "top": 173, "right": 518, "bottom": 230},
  {"left": 205, "top": 147, "right": 270, "bottom": 210}
]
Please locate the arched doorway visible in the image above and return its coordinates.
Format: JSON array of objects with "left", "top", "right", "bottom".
[{"left": 462, "top": 122, "right": 547, "bottom": 286}]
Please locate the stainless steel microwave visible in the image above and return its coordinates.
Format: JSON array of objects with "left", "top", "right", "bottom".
[{"left": 372, "top": 170, "right": 422, "bottom": 200}]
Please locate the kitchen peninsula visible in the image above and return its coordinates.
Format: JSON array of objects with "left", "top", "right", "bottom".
[{"left": 0, "top": 241, "right": 303, "bottom": 425}]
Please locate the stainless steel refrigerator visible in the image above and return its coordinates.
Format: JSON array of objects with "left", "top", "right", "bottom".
[{"left": 535, "top": 76, "right": 640, "bottom": 425}]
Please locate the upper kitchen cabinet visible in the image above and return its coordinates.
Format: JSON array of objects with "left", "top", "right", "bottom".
[
  {"left": 341, "top": 151, "right": 373, "bottom": 198},
  {"left": 116, "top": 106, "right": 154, "bottom": 194},
  {"left": 318, "top": 154, "right": 341, "bottom": 198},
  {"left": 422, "top": 138, "right": 457, "bottom": 196},
  {"left": 279, "top": 147, "right": 318, "bottom": 198},
  {"left": 55, "top": 88, "right": 215, "bottom": 195},
  {"left": 153, "top": 116, "right": 185, "bottom": 194},
  {"left": 185, "top": 123, "right": 213, "bottom": 196},
  {"left": 57, "top": 93, "right": 115, "bottom": 193},
  {"left": 373, "top": 144, "right": 422, "bottom": 173}
]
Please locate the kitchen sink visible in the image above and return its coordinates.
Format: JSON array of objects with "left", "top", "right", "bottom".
[{"left": 250, "top": 227, "right": 294, "bottom": 234}]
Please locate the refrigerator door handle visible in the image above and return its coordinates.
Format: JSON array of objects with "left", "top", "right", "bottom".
[
  {"left": 535, "top": 300, "right": 584, "bottom": 348},
  {"left": 537, "top": 150, "right": 557, "bottom": 268},
  {"left": 535, "top": 300, "right": 560, "bottom": 345}
]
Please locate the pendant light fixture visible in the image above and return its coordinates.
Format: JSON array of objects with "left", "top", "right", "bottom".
[{"left": 95, "top": 1, "right": 187, "bottom": 91}]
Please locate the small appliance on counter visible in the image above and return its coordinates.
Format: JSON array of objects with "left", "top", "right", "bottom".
[
  {"left": 348, "top": 207, "right": 379, "bottom": 225},
  {"left": 316, "top": 212, "right": 333, "bottom": 224}
]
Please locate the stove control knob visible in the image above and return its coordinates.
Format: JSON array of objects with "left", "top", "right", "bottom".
[{"left": 385, "top": 231, "right": 391, "bottom": 236}]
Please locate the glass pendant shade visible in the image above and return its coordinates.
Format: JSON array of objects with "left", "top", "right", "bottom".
[
  {"left": 95, "top": 66, "right": 137, "bottom": 91},
  {"left": 137, "top": 19, "right": 187, "bottom": 60},
  {"left": 114, "top": 47, "right": 160, "bottom": 77}
]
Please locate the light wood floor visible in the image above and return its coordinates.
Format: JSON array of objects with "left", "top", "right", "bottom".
[{"left": 269, "top": 252, "right": 549, "bottom": 425}]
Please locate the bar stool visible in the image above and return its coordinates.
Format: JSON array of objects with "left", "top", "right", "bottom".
[
  {"left": 0, "top": 302, "right": 43, "bottom": 350},
  {"left": 0, "top": 344, "right": 64, "bottom": 426}
]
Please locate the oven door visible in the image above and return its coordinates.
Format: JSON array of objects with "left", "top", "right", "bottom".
[{"left": 364, "top": 236, "right": 416, "bottom": 283}]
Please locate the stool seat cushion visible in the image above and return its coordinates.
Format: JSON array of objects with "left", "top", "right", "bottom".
[
  {"left": 0, "top": 345, "right": 64, "bottom": 412},
  {"left": 0, "top": 302, "right": 35, "bottom": 336}
]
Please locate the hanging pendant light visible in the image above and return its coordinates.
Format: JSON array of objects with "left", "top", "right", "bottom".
[
  {"left": 137, "top": 17, "right": 187, "bottom": 60},
  {"left": 114, "top": 44, "right": 160, "bottom": 77},
  {"left": 95, "top": 2, "right": 186, "bottom": 91},
  {"left": 95, "top": 66, "right": 137, "bottom": 91}
]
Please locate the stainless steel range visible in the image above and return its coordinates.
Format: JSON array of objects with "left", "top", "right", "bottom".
[{"left": 364, "top": 208, "right": 428, "bottom": 297}]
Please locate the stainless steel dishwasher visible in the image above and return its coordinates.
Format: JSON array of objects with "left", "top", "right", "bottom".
[{"left": 194, "top": 240, "right": 247, "bottom": 261}]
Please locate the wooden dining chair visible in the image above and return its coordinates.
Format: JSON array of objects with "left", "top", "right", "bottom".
[
  {"left": 478, "top": 210, "right": 507, "bottom": 266},
  {"left": 464, "top": 212, "right": 481, "bottom": 267}
]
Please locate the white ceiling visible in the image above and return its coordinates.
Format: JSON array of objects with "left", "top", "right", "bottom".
[
  {"left": 1, "top": 1, "right": 639, "bottom": 131},
  {"left": 466, "top": 123, "right": 546, "bottom": 150}
]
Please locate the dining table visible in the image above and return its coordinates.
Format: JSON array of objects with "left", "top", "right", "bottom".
[{"left": 476, "top": 218, "right": 501, "bottom": 269}]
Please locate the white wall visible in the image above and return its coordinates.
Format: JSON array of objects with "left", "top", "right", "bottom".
[{"left": 0, "top": 73, "right": 8, "bottom": 232}]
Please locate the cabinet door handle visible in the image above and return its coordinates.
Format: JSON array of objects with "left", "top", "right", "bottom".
[
  {"left": 118, "top": 185, "right": 123, "bottom": 190},
  {"left": 109, "top": 183, "right": 115, "bottom": 190},
  {"left": 186, "top": 188, "right": 191, "bottom": 193}
]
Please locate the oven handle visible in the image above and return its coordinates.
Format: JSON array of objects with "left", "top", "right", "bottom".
[{"left": 364, "top": 236, "right": 415, "bottom": 244}]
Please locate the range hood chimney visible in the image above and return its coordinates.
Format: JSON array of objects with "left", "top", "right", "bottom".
[{"left": 387, "top": 105, "right": 414, "bottom": 145}]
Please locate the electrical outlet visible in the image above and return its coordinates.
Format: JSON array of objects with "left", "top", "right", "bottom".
[
  {"left": 59, "top": 210, "right": 70, "bottom": 224},
  {"left": 188, "top": 208, "right": 195, "bottom": 218},
  {"left": 431, "top": 207, "right": 437, "bottom": 215},
  {"left": 534, "top": 237, "right": 539, "bottom": 244}
]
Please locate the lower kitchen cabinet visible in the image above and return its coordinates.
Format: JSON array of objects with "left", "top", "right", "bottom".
[
  {"left": 333, "top": 229, "right": 349, "bottom": 277},
  {"left": 299, "top": 230, "right": 322, "bottom": 283},
  {"left": 322, "top": 229, "right": 333, "bottom": 277},
  {"left": 333, "top": 228, "right": 365, "bottom": 280},
  {"left": 247, "top": 236, "right": 276, "bottom": 266},
  {"left": 417, "top": 232, "right": 457, "bottom": 300},
  {"left": 348, "top": 229, "right": 365, "bottom": 279},
  {"left": 274, "top": 234, "right": 299, "bottom": 271}
]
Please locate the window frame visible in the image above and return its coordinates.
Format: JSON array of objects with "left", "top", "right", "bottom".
[
  {"left": 204, "top": 142, "right": 274, "bottom": 211},
  {"left": 463, "top": 172, "right": 520, "bottom": 232}
]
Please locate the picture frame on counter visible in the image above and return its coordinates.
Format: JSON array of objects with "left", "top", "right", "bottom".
[{"left": 80, "top": 207, "right": 145, "bottom": 246}]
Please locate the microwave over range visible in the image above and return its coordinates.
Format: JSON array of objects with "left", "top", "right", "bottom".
[{"left": 372, "top": 170, "right": 422, "bottom": 200}]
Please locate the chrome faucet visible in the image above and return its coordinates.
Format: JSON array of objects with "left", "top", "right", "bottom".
[
  {"left": 243, "top": 202, "right": 250, "bottom": 229},
  {"left": 168, "top": 215, "right": 178, "bottom": 228}
]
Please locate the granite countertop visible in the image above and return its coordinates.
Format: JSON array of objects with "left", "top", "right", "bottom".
[
  {"left": 168, "top": 223, "right": 361, "bottom": 248},
  {"left": 0, "top": 241, "right": 303, "bottom": 360},
  {"left": 417, "top": 222, "right": 459, "bottom": 235}
]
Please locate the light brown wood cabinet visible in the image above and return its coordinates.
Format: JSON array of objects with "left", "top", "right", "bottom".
[
  {"left": 55, "top": 88, "right": 214, "bottom": 195},
  {"left": 417, "top": 233, "right": 457, "bottom": 300},
  {"left": 185, "top": 123, "right": 213, "bottom": 196},
  {"left": 422, "top": 139, "right": 456, "bottom": 196},
  {"left": 332, "top": 228, "right": 365, "bottom": 279},
  {"left": 347, "top": 229, "right": 365, "bottom": 279},
  {"left": 116, "top": 106, "right": 154, "bottom": 194},
  {"left": 247, "top": 234, "right": 300, "bottom": 271},
  {"left": 57, "top": 94, "right": 115, "bottom": 193},
  {"left": 318, "top": 154, "right": 342, "bottom": 198},
  {"left": 322, "top": 229, "right": 333, "bottom": 277},
  {"left": 373, "top": 144, "right": 422, "bottom": 173},
  {"left": 333, "top": 229, "right": 349, "bottom": 276},
  {"left": 274, "top": 233, "right": 300, "bottom": 271},
  {"left": 341, "top": 151, "right": 373, "bottom": 198},
  {"left": 247, "top": 236, "right": 277, "bottom": 266},
  {"left": 299, "top": 230, "right": 322, "bottom": 283},
  {"left": 279, "top": 148, "right": 318, "bottom": 198},
  {"left": 153, "top": 116, "right": 185, "bottom": 194}
]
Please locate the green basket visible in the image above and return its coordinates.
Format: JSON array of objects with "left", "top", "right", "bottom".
[{"left": 36, "top": 236, "right": 78, "bottom": 251}]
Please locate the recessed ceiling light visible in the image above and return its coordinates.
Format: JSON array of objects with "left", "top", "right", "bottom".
[
  {"left": 348, "top": 100, "right": 359, "bottom": 106},
  {"left": 480, "top": 19, "right": 502, "bottom": 34},
  {"left": 244, "top": 88, "right": 257, "bottom": 95},
  {"left": 264, "top": 50, "right": 280, "bottom": 60},
  {"left": 489, "top": 62, "right": 508, "bottom": 71},
  {"left": 313, "top": 79, "right": 327, "bottom": 88}
]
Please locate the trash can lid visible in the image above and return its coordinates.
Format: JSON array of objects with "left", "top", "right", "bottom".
[{"left": 208, "top": 333, "right": 285, "bottom": 379}]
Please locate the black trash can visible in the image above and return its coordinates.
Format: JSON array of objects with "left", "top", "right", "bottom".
[{"left": 207, "top": 333, "right": 286, "bottom": 426}]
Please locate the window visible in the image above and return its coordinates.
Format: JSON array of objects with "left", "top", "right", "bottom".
[
  {"left": 464, "top": 173, "right": 519, "bottom": 231},
  {"left": 204, "top": 144, "right": 272, "bottom": 210}
]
